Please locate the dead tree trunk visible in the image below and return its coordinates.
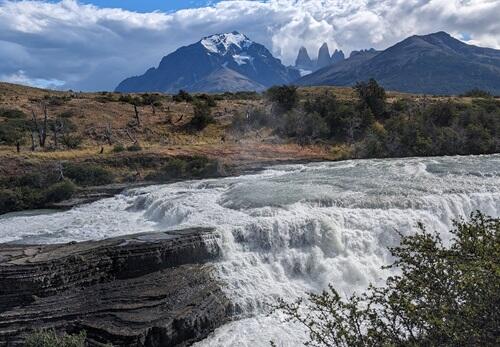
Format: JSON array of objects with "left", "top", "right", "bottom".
[
  {"left": 134, "top": 105, "right": 140, "bottom": 126},
  {"left": 30, "top": 131, "right": 36, "bottom": 151},
  {"left": 104, "top": 123, "right": 113, "bottom": 145},
  {"left": 52, "top": 119, "right": 63, "bottom": 149}
]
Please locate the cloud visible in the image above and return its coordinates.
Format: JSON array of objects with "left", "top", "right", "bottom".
[
  {"left": 0, "top": 70, "right": 65, "bottom": 89},
  {"left": 0, "top": 0, "right": 498, "bottom": 91}
]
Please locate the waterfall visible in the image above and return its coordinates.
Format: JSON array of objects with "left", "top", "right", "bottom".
[{"left": 1, "top": 155, "right": 499, "bottom": 346}]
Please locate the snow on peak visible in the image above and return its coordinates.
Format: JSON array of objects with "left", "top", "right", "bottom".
[{"left": 201, "top": 31, "right": 253, "bottom": 55}]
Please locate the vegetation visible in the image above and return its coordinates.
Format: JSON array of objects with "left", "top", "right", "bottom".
[
  {"left": 145, "top": 156, "right": 220, "bottom": 182},
  {"left": 63, "top": 163, "right": 114, "bottom": 186},
  {"left": 26, "top": 329, "right": 86, "bottom": 347},
  {"left": 236, "top": 80, "right": 499, "bottom": 157},
  {"left": 276, "top": 212, "right": 500, "bottom": 346},
  {"left": 186, "top": 101, "right": 215, "bottom": 131}
]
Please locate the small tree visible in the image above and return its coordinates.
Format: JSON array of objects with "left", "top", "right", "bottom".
[
  {"left": 354, "top": 79, "right": 386, "bottom": 118},
  {"left": 276, "top": 212, "right": 500, "bottom": 346},
  {"left": 186, "top": 101, "right": 215, "bottom": 131},
  {"left": 266, "top": 85, "right": 299, "bottom": 113}
]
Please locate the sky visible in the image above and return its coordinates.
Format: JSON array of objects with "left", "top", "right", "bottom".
[{"left": 0, "top": 0, "right": 499, "bottom": 91}]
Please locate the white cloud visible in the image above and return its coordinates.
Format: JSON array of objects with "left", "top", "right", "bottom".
[
  {"left": 1, "top": 70, "right": 65, "bottom": 89},
  {"left": 0, "top": 0, "right": 498, "bottom": 91}
]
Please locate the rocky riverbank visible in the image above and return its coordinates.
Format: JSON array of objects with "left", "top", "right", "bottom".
[{"left": 0, "top": 228, "right": 230, "bottom": 346}]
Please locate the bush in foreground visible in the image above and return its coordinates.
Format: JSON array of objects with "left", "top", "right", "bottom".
[{"left": 276, "top": 211, "right": 500, "bottom": 346}]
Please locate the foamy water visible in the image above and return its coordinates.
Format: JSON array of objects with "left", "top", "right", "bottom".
[{"left": 1, "top": 155, "right": 499, "bottom": 345}]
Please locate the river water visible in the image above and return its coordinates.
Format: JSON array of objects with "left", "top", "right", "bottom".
[{"left": 1, "top": 155, "right": 499, "bottom": 345}]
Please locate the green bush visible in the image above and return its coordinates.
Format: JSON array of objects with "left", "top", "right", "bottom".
[
  {"left": 186, "top": 102, "right": 215, "bottom": 131},
  {"left": 112, "top": 144, "right": 125, "bottom": 153},
  {"left": 266, "top": 85, "right": 298, "bottom": 113},
  {"left": 277, "top": 212, "right": 500, "bottom": 346},
  {"left": 146, "top": 156, "right": 220, "bottom": 182},
  {"left": 173, "top": 90, "right": 193, "bottom": 103},
  {"left": 0, "top": 189, "right": 18, "bottom": 214},
  {"left": 63, "top": 163, "right": 114, "bottom": 186},
  {"left": 44, "top": 180, "right": 76, "bottom": 203},
  {"left": 26, "top": 329, "right": 86, "bottom": 347},
  {"left": 0, "top": 108, "right": 26, "bottom": 119},
  {"left": 60, "top": 134, "right": 82, "bottom": 149},
  {"left": 462, "top": 88, "right": 492, "bottom": 98},
  {"left": 126, "top": 143, "right": 142, "bottom": 152}
]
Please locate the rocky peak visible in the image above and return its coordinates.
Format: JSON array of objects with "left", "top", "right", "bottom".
[
  {"left": 200, "top": 31, "right": 253, "bottom": 55},
  {"left": 317, "top": 42, "right": 332, "bottom": 69},
  {"left": 331, "top": 49, "right": 345, "bottom": 64},
  {"left": 295, "top": 46, "right": 313, "bottom": 69}
]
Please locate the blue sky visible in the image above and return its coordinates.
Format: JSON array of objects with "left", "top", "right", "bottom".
[{"left": 51, "top": 0, "right": 222, "bottom": 12}]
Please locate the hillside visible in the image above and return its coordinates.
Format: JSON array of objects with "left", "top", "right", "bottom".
[
  {"left": 1, "top": 81, "right": 498, "bottom": 215},
  {"left": 297, "top": 32, "right": 500, "bottom": 95}
]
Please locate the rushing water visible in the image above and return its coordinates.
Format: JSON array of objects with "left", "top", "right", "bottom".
[{"left": 1, "top": 155, "right": 499, "bottom": 345}]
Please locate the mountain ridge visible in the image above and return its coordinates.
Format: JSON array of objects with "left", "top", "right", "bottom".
[{"left": 297, "top": 32, "right": 500, "bottom": 95}]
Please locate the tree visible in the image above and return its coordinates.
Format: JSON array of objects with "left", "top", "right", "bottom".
[
  {"left": 354, "top": 79, "right": 386, "bottom": 119},
  {"left": 276, "top": 212, "right": 500, "bottom": 346},
  {"left": 186, "top": 101, "right": 215, "bottom": 131},
  {"left": 266, "top": 85, "right": 299, "bottom": 113}
]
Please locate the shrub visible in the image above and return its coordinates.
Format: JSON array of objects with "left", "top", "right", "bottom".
[
  {"left": 0, "top": 108, "right": 26, "bottom": 119},
  {"left": 0, "top": 189, "right": 18, "bottom": 214},
  {"left": 60, "top": 134, "right": 82, "bottom": 149},
  {"left": 354, "top": 78, "right": 386, "bottom": 118},
  {"left": 266, "top": 85, "right": 298, "bottom": 113},
  {"left": 26, "top": 329, "right": 86, "bottom": 347},
  {"left": 112, "top": 144, "right": 125, "bottom": 153},
  {"left": 173, "top": 90, "right": 193, "bottom": 103},
  {"left": 126, "top": 143, "right": 142, "bottom": 152},
  {"left": 276, "top": 212, "right": 500, "bottom": 346},
  {"left": 63, "top": 163, "right": 114, "bottom": 186},
  {"left": 44, "top": 180, "right": 76, "bottom": 203},
  {"left": 186, "top": 102, "right": 215, "bottom": 131},
  {"left": 0, "top": 118, "right": 29, "bottom": 145},
  {"left": 462, "top": 88, "right": 492, "bottom": 98}
]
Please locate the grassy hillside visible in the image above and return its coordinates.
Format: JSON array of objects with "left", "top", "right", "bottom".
[{"left": 0, "top": 82, "right": 498, "bottom": 214}]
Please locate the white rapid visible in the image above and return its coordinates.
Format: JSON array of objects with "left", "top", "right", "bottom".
[{"left": 1, "top": 155, "right": 499, "bottom": 346}]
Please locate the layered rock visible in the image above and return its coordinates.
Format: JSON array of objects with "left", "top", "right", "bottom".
[{"left": 0, "top": 228, "right": 230, "bottom": 346}]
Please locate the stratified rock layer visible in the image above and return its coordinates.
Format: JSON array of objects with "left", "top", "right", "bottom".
[{"left": 0, "top": 228, "right": 230, "bottom": 346}]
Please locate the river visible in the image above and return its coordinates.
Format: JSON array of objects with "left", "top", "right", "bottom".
[{"left": 1, "top": 154, "right": 499, "bottom": 345}]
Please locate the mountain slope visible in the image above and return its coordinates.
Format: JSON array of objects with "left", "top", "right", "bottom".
[
  {"left": 116, "top": 32, "right": 299, "bottom": 93},
  {"left": 297, "top": 32, "right": 500, "bottom": 95}
]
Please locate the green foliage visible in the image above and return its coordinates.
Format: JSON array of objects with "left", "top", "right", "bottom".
[
  {"left": 354, "top": 79, "right": 386, "bottom": 118},
  {"left": 126, "top": 143, "right": 142, "bottom": 152},
  {"left": 462, "top": 88, "right": 492, "bottom": 98},
  {"left": 26, "top": 329, "right": 86, "bottom": 347},
  {"left": 112, "top": 144, "right": 125, "bottom": 153},
  {"left": 146, "top": 156, "right": 220, "bottom": 182},
  {"left": 60, "top": 134, "right": 82, "bottom": 149},
  {"left": 0, "top": 108, "right": 26, "bottom": 119},
  {"left": 196, "top": 93, "right": 217, "bottom": 107},
  {"left": 266, "top": 85, "right": 299, "bottom": 113},
  {"left": 44, "top": 180, "right": 77, "bottom": 203},
  {"left": 186, "top": 101, "right": 215, "bottom": 131},
  {"left": 63, "top": 163, "right": 114, "bottom": 186},
  {"left": 0, "top": 117, "right": 30, "bottom": 145},
  {"left": 276, "top": 212, "right": 500, "bottom": 347},
  {"left": 173, "top": 90, "right": 194, "bottom": 103}
]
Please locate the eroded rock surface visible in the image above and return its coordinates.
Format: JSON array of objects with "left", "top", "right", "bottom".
[{"left": 0, "top": 228, "right": 230, "bottom": 346}]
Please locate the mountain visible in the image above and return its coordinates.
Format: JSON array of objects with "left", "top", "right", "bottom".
[
  {"left": 115, "top": 32, "right": 299, "bottom": 93},
  {"left": 295, "top": 47, "right": 313, "bottom": 70},
  {"left": 297, "top": 32, "right": 500, "bottom": 95},
  {"left": 331, "top": 49, "right": 345, "bottom": 64},
  {"left": 317, "top": 43, "right": 332, "bottom": 69},
  {"left": 294, "top": 43, "right": 345, "bottom": 75}
]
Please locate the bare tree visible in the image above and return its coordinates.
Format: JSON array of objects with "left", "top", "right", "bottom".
[
  {"left": 31, "top": 103, "right": 49, "bottom": 147},
  {"left": 104, "top": 123, "right": 113, "bottom": 145},
  {"left": 52, "top": 118, "right": 64, "bottom": 149},
  {"left": 134, "top": 105, "right": 141, "bottom": 126}
]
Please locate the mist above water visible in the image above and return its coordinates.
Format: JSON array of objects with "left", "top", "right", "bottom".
[{"left": 1, "top": 155, "right": 499, "bottom": 346}]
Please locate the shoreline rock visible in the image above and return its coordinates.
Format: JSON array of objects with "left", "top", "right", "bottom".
[{"left": 0, "top": 228, "right": 230, "bottom": 346}]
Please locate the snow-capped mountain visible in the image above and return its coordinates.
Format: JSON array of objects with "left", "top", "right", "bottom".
[{"left": 115, "top": 32, "right": 299, "bottom": 93}]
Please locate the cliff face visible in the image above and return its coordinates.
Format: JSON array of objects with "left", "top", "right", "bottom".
[{"left": 0, "top": 228, "right": 230, "bottom": 346}]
